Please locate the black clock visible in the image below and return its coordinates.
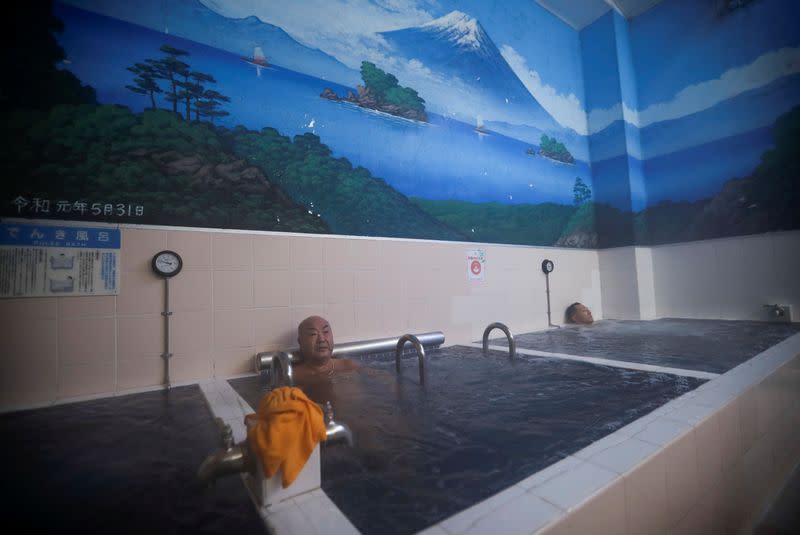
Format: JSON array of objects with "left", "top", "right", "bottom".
[
  {"left": 151, "top": 250, "right": 183, "bottom": 278},
  {"left": 541, "top": 259, "right": 554, "bottom": 274}
]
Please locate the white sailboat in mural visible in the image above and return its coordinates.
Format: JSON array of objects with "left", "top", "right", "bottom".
[
  {"left": 242, "top": 46, "right": 270, "bottom": 76},
  {"left": 474, "top": 115, "right": 490, "bottom": 136}
]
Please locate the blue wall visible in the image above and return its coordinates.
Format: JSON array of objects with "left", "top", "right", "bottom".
[{"left": 581, "top": 0, "right": 800, "bottom": 245}]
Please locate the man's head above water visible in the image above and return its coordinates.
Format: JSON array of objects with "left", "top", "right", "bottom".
[
  {"left": 297, "top": 315, "right": 334, "bottom": 364},
  {"left": 566, "top": 302, "right": 594, "bottom": 325}
]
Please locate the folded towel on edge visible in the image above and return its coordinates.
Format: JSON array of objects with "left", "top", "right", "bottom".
[{"left": 246, "top": 386, "right": 327, "bottom": 488}]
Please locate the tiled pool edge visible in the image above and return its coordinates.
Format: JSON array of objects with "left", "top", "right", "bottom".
[
  {"left": 475, "top": 343, "right": 721, "bottom": 380},
  {"left": 198, "top": 378, "right": 359, "bottom": 535},
  {"left": 462, "top": 332, "right": 800, "bottom": 535}
]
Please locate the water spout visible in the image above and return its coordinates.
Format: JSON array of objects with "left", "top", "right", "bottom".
[
  {"left": 197, "top": 419, "right": 253, "bottom": 487},
  {"left": 324, "top": 401, "right": 354, "bottom": 447},
  {"left": 197, "top": 407, "right": 355, "bottom": 486},
  {"left": 269, "top": 351, "right": 294, "bottom": 388}
]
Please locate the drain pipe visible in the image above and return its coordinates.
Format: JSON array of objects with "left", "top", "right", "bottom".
[
  {"left": 151, "top": 250, "right": 184, "bottom": 390},
  {"left": 161, "top": 277, "right": 173, "bottom": 389},
  {"left": 541, "top": 259, "right": 560, "bottom": 328}
]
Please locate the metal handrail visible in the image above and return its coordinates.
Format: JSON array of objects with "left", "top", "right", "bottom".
[
  {"left": 254, "top": 331, "right": 445, "bottom": 372},
  {"left": 482, "top": 322, "right": 516, "bottom": 359},
  {"left": 395, "top": 334, "right": 426, "bottom": 385}
]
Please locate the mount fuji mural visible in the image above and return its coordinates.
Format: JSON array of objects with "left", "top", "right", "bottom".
[
  {"left": 2, "top": 0, "right": 798, "bottom": 249},
  {"left": 378, "top": 12, "right": 565, "bottom": 135}
]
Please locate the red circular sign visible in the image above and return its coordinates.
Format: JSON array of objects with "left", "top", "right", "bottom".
[{"left": 470, "top": 259, "right": 482, "bottom": 275}]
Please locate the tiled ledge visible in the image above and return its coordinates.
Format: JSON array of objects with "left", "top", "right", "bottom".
[
  {"left": 199, "top": 332, "right": 800, "bottom": 535},
  {"left": 198, "top": 378, "right": 359, "bottom": 535},
  {"left": 432, "top": 332, "right": 800, "bottom": 535}
]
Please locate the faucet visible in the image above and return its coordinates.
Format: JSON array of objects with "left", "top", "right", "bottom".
[
  {"left": 395, "top": 334, "right": 426, "bottom": 385},
  {"left": 197, "top": 404, "right": 355, "bottom": 487},
  {"left": 197, "top": 418, "right": 254, "bottom": 487},
  {"left": 482, "top": 322, "right": 516, "bottom": 358},
  {"left": 323, "top": 401, "right": 354, "bottom": 447},
  {"left": 763, "top": 304, "right": 786, "bottom": 319},
  {"left": 269, "top": 351, "right": 294, "bottom": 389}
]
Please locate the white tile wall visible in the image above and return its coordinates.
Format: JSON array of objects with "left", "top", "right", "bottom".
[
  {"left": 634, "top": 247, "right": 657, "bottom": 319},
  {"left": 650, "top": 231, "right": 800, "bottom": 321},
  {"left": 2, "top": 226, "right": 796, "bottom": 410},
  {"left": 593, "top": 231, "right": 800, "bottom": 322},
  {"left": 597, "top": 247, "right": 640, "bottom": 319}
]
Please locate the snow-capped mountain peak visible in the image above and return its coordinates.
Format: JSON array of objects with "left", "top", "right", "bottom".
[{"left": 420, "top": 11, "right": 485, "bottom": 50}]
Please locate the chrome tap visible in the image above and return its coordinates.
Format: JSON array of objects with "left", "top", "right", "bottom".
[
  {"left": 269, "top": 351, "right": 294, "bottom": 389},
  {"left": 197, "top": 418, "right": 253, "bottom": 487},
  {"left": 323, "top": 401, "right": 354, "bottom": 447},
  {"left": 763, "top": 304, "right": 785, "bottom": 318}
]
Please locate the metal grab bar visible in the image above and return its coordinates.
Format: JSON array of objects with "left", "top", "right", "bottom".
[
  {"left": 269, "top": 351, "right": 294, "bottom": 388},
  {"left": 254, "top": 331, "right": 445, "bottom": 372},
  {"left": 482, "top": 322, "right": 516, "bottom": 359},
  {"left": 395, "top": 334, "right": 426, "bottom": 385}
]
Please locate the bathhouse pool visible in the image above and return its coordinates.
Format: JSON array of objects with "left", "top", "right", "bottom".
[
  {"left": 0, "top": 385, "right": 265, "bottom": 534},
  {"left": 230, "top": 344, "right": 706, "bottom": 535},
  {"left": 488, "top": 318, "right": 800, "bottom": 373}
]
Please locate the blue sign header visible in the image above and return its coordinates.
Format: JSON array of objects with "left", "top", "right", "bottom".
[{"left": 0, "top": 223, "right": 121, "bottom": 248}]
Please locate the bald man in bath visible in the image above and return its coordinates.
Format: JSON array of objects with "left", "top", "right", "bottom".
[{"left": 292, "top": 316, "right": 359, "bottom": 383}]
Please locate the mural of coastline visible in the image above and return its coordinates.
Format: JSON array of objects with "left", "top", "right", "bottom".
[{"left": 1, "top": 0, "right": 798, "bottom": 247}]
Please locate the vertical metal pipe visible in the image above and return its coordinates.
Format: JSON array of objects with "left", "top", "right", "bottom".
[
  {"left": 162, "top": 277, "right": 173, "bottom": 389},
  {"left": 545, "top": 272, "right": 554, "bottom": 327}
]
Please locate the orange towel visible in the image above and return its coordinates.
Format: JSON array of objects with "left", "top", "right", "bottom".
[{"left": 245, "top": 387, "right": 327, "bottom": 488}]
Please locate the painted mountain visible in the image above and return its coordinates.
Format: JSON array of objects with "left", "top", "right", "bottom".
[
  {"left": 379, "top": 11, "right": 563, "bottom": 135},
  {"left": 61, "top": 0, "right": 359, "bottom": 85}
]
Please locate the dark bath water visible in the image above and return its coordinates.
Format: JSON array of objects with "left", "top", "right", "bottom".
[
  {"left": 489, "top": 319, "right": 800, "bottom": 373},
  {"left": 230, "top": 345, "right": 705, "bottom": 535},
  {"left": 0, "top": 385, "right": 265, "bottom": 534}
]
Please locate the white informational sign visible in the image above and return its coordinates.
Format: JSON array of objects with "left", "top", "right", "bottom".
[
  {"left": 466, "top": 249, "right": 486, "bottom": 281},
  {"left": 1, "top": 223, "right": 121, "bottom": 298}
]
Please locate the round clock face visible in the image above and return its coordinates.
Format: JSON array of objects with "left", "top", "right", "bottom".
[
  {"left": 152, "top": 250, "right": 183, "bottom": 278},
  {"left": 541, "top": 259, "right": 554, "bottom": 274}
]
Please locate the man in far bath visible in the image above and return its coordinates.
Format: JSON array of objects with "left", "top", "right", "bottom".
[
  {"left": 293, "top": 316, "right": 359, "bottom": 383},
  {"left": 565, "top": 302, "right": 594, "bottom": 325}
]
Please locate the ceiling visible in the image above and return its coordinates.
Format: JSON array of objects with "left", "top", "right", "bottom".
[{"left": 534, "top": 0, "right": 668, "bottom": 30}]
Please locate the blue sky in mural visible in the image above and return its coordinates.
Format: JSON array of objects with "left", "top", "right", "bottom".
[
  {"left": 584, "top": 0, "right": 800, "bottom": 143},
  {"left": 62, "top": 0, "right": 800, "bottom": 146},
  {"left": 580, "top": 0, "right": 800, "bottom": 210},
  {"left": 64, "top": 0, "right": 590, "bottom": 148}
]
